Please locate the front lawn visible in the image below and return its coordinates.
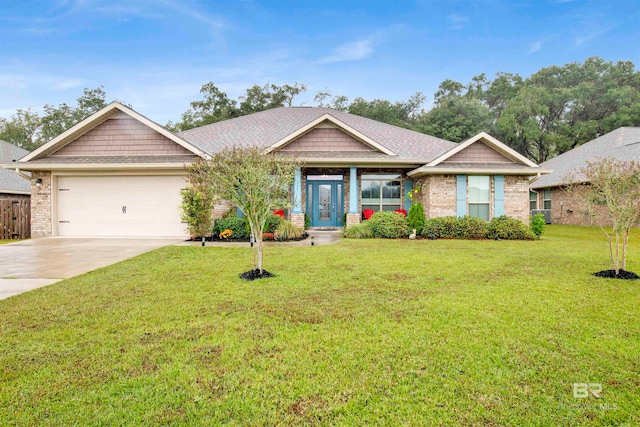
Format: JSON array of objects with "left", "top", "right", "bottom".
[
  {"left": 1, "top": 226, "right": 638, "bottom": 426},
  {"left": 0, "top": 239, "right": 22, "bottom": 245}
]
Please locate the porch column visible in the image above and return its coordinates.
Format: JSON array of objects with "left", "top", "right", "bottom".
[
  {"left": 290, "top": 167, "right": 305, "bottom": 229},
  {"left": 347, "top": 166, "right": 360, "bottom": 227},
  {"left": 349, "top": 167, "right": 358, "bottom": 214},
  {"left": 293, "top": 167, "right": 302, "bottom": 213}
]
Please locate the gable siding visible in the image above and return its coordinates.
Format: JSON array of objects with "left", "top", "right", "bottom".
[
  {"left": 280, "top": 128, "right": 375, "bottom": 152},
  {"left": 51, "top": 116, "right": 191, "bottom": 156},
  {"left": 443, "top": 141, "right": 514, "bottom": 164}
]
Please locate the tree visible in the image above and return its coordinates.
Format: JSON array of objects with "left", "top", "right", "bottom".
[
  {"left": 347, "top": 92, "right": 426, "bottom": 129},
  {"left": 181, "top": 158, "right": 216, "bottom": 238},
  {"left": 0, "top": 108, "right": 41, "bottom": 150},
  {"left": 0, "top": 86, "right": 108, "bottom": 150},
  {"left": 40, "top": 86, "right": 108, "bottom": 142},
  {"left": 239, "top": 82, "right": 307, "bottom": 115},
  {"left": 187, "top": 147, "right": 301, "bottom": 276},
  {"left": 417, "top": 96, "right": 493, "bottom": 142},
  {"left": 566, "top": 158, "right": 640, "bottom": 276}
]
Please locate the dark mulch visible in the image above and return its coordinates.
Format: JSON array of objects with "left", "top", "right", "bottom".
[
  {"left": 239, "top": 269, "right": 276, "bottom": 281},
  {"left": 593, "top": 270, "right": 639, "bottom": 280}
]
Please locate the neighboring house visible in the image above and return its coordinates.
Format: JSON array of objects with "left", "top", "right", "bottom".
[
  {"left": 530, "top": 127, "right": 640, "bottom": 225},
  {"left": 5, "top": 102, "right": 549, "bottom": 238},
  {"left": 0, "top": 140, "right": 30, "bottom": 200}
]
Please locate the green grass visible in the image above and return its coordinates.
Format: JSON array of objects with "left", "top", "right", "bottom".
[
  {"left": 0, "top": 239, "right": 22, "bottom": 245},
  {"left": 1, "top": 225, "right": 639, "bottom": 426}
]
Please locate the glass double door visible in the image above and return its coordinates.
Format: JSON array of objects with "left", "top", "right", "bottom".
[{"left": 307, "top": 180, "right": 343, "bottom": 227}]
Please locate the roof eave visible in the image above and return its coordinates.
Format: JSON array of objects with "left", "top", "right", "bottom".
[
  {"left": 408, "top": 166, "right": 553, "bottom": 177},
  {"left": 4, "top": 163, "right": 192, "bottom": 171}
]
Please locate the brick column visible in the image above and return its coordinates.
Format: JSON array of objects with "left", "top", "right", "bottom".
[{"left": 31, "top": 171, "right": 52, "bottom": 238}]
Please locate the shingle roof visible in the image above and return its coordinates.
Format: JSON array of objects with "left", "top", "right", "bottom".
[
  {"left": 0, "top": 141, "right": 30, "bottom": 194},
  {"left": 178, "top": 107, "right": 457, "bottom": 161},
  {"left": 531, "top": 127, "right": 640, "bottom": 189}
]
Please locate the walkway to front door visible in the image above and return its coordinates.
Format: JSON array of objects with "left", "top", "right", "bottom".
[{"left": 306, "top": 178, "right": 344, "bottom": 227}]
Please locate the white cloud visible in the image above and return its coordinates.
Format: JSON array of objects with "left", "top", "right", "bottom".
[
  {"left": 575, "top": 25, "right": 615, "bottom": 46},
  {"left": 317, "top": 40, "right": 373, "bottom": 64},
  {"left": 52, "top": 79, "right": 83, "bottom": 91},
  {"left": 528, "top": 41, "right": 542, "bottom": 54},
  {"left": 449, "top": 13, "right": 469, "bottom": 30}
]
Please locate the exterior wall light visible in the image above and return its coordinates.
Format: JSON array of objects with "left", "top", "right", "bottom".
[{"left": 35, "top": 178, "right": 43, "bottom": 186}]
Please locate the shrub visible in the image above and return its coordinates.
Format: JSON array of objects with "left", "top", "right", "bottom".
[
  {"left": 275, "top": 220, "right": 303, "bottom": 240},
  {"left": 455, "top": 216, "right": 488, "bottom": 239},
  {"left": 487, "top": 215, "right": 536, "bottom": 240},
  {"left": 368, "top": 211, "right": 409, "bottom": 239},
  {"left": 407, "top": 203, "right": 426, "bottom": 232},
  {"left": 213, "top": 217, "right": 250, "bottom": 240},
  {"left": 344, "top": 222, "right": 374, "bottom": 239},
  {"left": 263, "top": 213, "right": 283, "bottom": 233},
  {"left": 304, "top": 213, "right": 311, "bottom": 229},
  {"left": 530, "top": 213, "right": 545, "bottom": 238},
  {"left": 422, "top": 216, "right": 458, "bottom": 239}
]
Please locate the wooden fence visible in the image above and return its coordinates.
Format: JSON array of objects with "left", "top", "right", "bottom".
[{"left": 0, "top": 199, "right": 31, "bottom": 239}]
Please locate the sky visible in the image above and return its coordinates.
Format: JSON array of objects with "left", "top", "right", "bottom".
[{"left": 1, "top": 0, "right": 639, "bottom": 125}]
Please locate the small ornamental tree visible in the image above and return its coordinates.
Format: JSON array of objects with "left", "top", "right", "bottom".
[
  {"left": 181, "top": 159, "right": 216, "bottom": 238},
  {"left": 566, "top": 158, "right": 640, "bottom": 276},
  {"left": 187, "top": 147, "right": 301, "bottom": 276}
]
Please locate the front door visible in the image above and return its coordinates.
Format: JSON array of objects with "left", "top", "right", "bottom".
[{"left": 307, "top": 180, "right": 343, "bottom": 227}]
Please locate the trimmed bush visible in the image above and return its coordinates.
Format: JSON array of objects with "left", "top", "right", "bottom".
[
  {"left": 407, "top": 203, "right": 426, "bottom": 232},
  {"left": 344, "top": 222, "right": 374, "bottom": 239},
  {"left": 487, "top": 215, "right": 536, "bottom": 240},
  {"left": 304, "top": 213, "right": 311, "bottom": 229},
  {"left": 422, "top": 216, "right": 458, "bottom": 239},
  {"left": 275, "top": 220, "right": 303, "bottom": 240},
  {"left": 212, "top": 217, "right": 250, "bottom": 240},
  {"left": 368, "top": 211, "right": 409, "bottom": 239},
  {"left": 530, "top": 213, "right": 545, "bottom": 238},
  {"left": 455, "top": 216, "right": 488, "bottom": 239},
  {"left": 264, "top": 213, "right": 283, "bottom": 233}
]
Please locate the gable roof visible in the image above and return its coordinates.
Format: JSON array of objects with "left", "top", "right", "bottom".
[
  {"left": 20, "top": 102, "right": 207, "bottom": 163},
  {"left": 408, "top": 132, "right": 549, "bottom": 176},
  {"left": 179, "top": 107, "right": 456, "bottom": 163},
  {"left": 530, "top": 127, "right": 640, "bottom": 189},
  {"left": 0, "top": 141, "right": 30, "bottom": 194}
]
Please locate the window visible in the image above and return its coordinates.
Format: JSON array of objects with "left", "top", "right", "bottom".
[
  {"left": 530, "top": 191, "right": 537, "bottom": 210},
  {"left": 468, "top": 176, "right": 490, "bottom": 221},
  {"left": 543, "top": 189, "right": 551, "bottom": 210},
  {"left": 361, "top": 174, "right": 402, "bottom": 212}
]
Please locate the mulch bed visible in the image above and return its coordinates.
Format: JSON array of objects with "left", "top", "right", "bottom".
[
  {"left": 239, "top": 269, "right": 276, "bottom": 281},
  {"left": 593, "top": 269, "right": 639, "bottom": 280}
]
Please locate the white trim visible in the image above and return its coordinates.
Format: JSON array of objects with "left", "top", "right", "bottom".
[
  {"left": 425, "top": 132, "right": 539, "bottom": 168},
  {"left": 407, "top": 166, "right": 553, "bottom": 177},
  {"left": 0, "top": 189, "right": 30, "bottom": 195},
  {"left": 266, "top": 113, "right": 397, "bottom": 156},
  {"left": 6, "top": 162, "right": 192, "bottom": 171},
  {"left": 19, "top": 102, "right": 209, "bottom": 162}
]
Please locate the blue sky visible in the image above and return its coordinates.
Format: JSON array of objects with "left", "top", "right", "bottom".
[{"left": 1, "top": 0, "right": 639, "bottom": 124}]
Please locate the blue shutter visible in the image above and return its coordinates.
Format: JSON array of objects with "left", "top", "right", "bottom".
[
  {"left": 236, "top": 207, "right": 244, "bottom": 218},
  {"left": 456, "top": 175, "right": 466, "bottom": 217},
  {"left": 494, "top": 175, "right": 504, "bottom": 217},
  {"left": 403, "top": 180, "right": 413, "bottom": 212}
]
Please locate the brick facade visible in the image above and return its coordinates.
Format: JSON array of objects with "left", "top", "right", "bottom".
[
  {"left": 412, "top": 174, "right": 531, "bottom": 222},
  {"left": 533, "top": 186, "right": 607, "bottom": 226},
  {"left": 31, "top": 171, "right": 52, "bottom": 238},
  {"left": 414, "top": 175, "right": 457, "bottom": 218},
  {"left": 504, "top": 176, "right": 530, "bottom": 223}
]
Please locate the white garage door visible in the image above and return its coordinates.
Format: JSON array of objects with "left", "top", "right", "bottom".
[{"left": 57, "top": 175, "right": 188, "bottom": 237}]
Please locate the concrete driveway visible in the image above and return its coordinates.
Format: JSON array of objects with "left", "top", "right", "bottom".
[{"left": 0, "top": 238, "right": 181, "bottom": 300}]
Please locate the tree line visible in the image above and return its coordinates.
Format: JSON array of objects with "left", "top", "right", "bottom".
[{"left": 1, "top": 57, "right": 638, "bottom": 163}]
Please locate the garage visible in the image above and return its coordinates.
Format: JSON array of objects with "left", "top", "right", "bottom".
[{"left": 56, "top": 175, "right": 187, "bottom": 237}]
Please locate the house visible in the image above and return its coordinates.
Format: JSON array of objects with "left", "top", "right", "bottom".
[
  {"left": 529, "top": 127, "right": 640, "bottom": 225},
  {"left": 0, "top": 140, "right": 30, "bottom": 200},
  {"left": 4, "top": 102, "right": 549, "bottom": 238}
]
